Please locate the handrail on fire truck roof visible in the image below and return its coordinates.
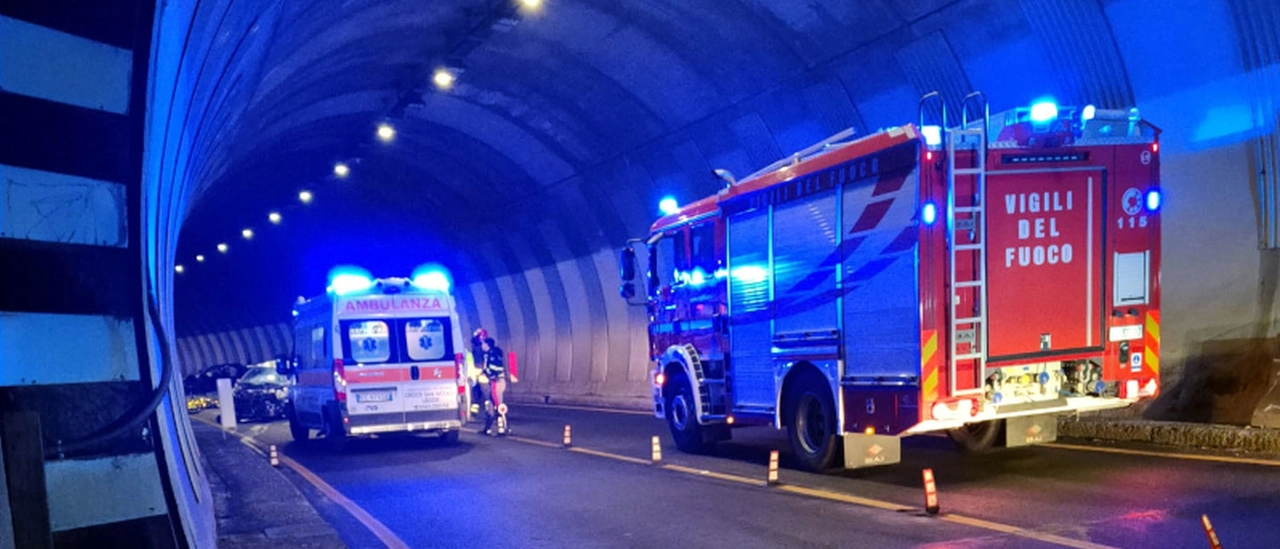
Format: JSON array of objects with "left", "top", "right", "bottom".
[{"left": 738, "top": 127, "right": 858, "bottom": 184}]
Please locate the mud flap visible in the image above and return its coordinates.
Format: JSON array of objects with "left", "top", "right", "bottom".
[
  {"left": 1004, "top": 414, "right": 1058, "bottom": 447},
  {"left": 842, "top": 433, "right": 901, "bottom": 469}
]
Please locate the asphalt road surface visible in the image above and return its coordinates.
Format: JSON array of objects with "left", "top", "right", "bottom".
[{"left": 197, "top": 404, "right": 1280, "bottom": 548}]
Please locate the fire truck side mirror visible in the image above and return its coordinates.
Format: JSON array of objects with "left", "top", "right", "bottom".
[
  {"left": 620, "top": 247, "right": 638, "bottom": 281},
  {"left": 620, "top": 282, "right": 636, "bottom": 299}
]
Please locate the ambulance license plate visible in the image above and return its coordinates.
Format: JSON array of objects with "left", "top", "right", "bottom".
[{"left": 356, "top": 392, "right": 392, "bottom": 403}]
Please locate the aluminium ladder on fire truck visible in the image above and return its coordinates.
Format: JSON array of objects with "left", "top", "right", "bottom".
[{"left": 922, "top": 91, "right": 992, "bottom": 397}]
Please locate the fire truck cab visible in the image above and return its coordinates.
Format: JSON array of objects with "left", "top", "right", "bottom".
[
  {"left": 620, "top": 93, "right": 1162, "bottom": 472},
  {"left": 287, "top": 269, "right": 469, "bottom": 446}
]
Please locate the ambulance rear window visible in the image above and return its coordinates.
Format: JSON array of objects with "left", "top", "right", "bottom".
[
  {"left": 347, "top": 320, "right": 392, "bottom": 363},
  {"left": 405, "top": 319, "right": 448, "bottom": 361},
  {"left": 339, "top": 317, "right": 455, "bottom": 364}
]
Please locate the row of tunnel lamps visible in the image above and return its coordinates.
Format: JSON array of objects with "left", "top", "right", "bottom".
[{"left": 175, "top": 0, "right": 547, "bottom": 276}]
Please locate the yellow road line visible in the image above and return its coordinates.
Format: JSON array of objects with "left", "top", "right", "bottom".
[
  {"left": 194, "top": 417, "right": 410, "bottom": 549},
  {"left": 486, "top": 429, "right": 1117, "bottom": 549},
  {"left": 515, "top": 402, "right": 654, "bottom": 416},
  {"left": 569, "top": 446, "right": 652, "bottom": 465},
  {"left": 940, "top": 514, "right": 1115, "bottom": 549},
  {"left": 275, "top": 452, "right": 411, "bottom": 549},
  {"left": 1045, "top": 442, "right": 1280, "bottom": 467},
  {"left": 776, "top": 484, "right": 913, "bottom": 513},
  {"left": 660, "top": 464, "right": 764, "bottom": 487}
]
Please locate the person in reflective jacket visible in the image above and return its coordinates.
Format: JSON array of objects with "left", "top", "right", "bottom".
[{"left": 478, "top": 337, "right": 508, "bottom": 435}]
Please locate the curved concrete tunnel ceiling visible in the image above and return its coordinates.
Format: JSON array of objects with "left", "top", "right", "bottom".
[{"left": 157, "top": 0, "right": 1280, "bottom": 403}]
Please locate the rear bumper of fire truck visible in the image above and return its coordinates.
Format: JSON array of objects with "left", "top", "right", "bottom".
[{"left": 903, "top": 395, "right": 1141, "bottom": 434}]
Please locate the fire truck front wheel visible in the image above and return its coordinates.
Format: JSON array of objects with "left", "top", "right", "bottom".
[
  {"left": 665, "top": 374, "right": 710, "bottom": 454},
  {"left": 786, "top": 375, "right": 842, "bottom": 473}
]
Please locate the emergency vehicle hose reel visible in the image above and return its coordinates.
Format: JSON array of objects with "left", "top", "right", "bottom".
[{"left": 43, "top": 294, "right": 174, "bottom": 459}]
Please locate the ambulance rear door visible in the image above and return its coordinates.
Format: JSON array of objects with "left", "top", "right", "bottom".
[
  {"left": 398, "top": 317, "right": 461, "bottom": 426},
  {"left": 340, "top": 318, "right": 409, "bottom": 428}
]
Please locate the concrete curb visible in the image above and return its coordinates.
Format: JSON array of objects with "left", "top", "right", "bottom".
[
  {"left": 506, "top": 392, "right": 652, "bottom": 412},
  {"left": 1057, "top": 417, "right": 1280, "bottom": 454},
  {"left": 192, "top": 422, "right": 346, "bottom": 549}
]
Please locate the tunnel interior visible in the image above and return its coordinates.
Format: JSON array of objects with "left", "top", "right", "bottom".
[
  {"left": 2, "top": 0, "right": 1279, "bottom": 546},
  {"left": 163, "top": 0, "right": 1280, "bottom": 416}
]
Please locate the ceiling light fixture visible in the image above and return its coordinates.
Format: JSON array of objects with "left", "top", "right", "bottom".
[
  {"left": 299, "top": 190, "right": 313, "bottom": 204},
  {"left": 376, "top": 123, "right": 396, "bottom": 143},
  {"left": 333, "top": 162, "right": 350, "bottom": 178},
  {"left": 433, "top": 68, "right": 456, "bottom": 90},
  {"left": 268, "top": 212, "right": 282, "bottom": 224}
]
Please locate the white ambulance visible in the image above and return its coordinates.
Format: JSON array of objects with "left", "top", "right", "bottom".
[{"left": 286, "top": 269, "right": 468, "bottom": 445}]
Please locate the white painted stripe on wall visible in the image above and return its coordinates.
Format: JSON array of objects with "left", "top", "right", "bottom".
[
  {"left": 45, "top": 453, "right": 165, "bottom": 531},
  {"left": 0, "top": 16, "right": 132, "bottom": 114},
  {"left": 0, "top": 164, "right": 127, "bottom": 247},
  {"left": 0, "top": 313, "right": 139, "bottom": 386}
]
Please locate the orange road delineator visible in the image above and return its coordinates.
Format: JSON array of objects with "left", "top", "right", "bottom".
[
  {"left": 766, "top": 450, "right": 780, "bottom": 486},
  {"left": 1201, "top": 514, "right": 1223, "bottom": 549},
  {"left": 563, "top": 424, "right": 572, "bottom": 447},
  {"left": 651, "top": 436, "right": 662, "bottom": 464},
  {"left": 269, "top": 445, "right": 279, "bottom": 467},
  {"left": 922, "top": 468, "right": 940, "bottom": 515}
]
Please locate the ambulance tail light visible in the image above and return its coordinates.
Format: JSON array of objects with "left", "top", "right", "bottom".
[
  {"left": 455, "top": 353, "right": 466, "bottom": 394},
  {"left": 333, "top": 359, "right": 347, "bottom": 402},
  {"left": 930, "top": 398, "right": 978, "bottom": 421}
]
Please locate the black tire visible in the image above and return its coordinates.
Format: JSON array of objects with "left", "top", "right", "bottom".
[
  {"left": 287, "top": 405, "right": 310, "bottom": 442},
  {"left": 786, "top": 374, "right": 843, "bottom": 473},
  {"left": 665, "top": 374, "right": 710, "bottom": 454},
  {"left": 440, "top": 430, "right": 460, "bottom": 444},
  {"left": 320, "top": 406, "right": 347, "bottom": 450},
  {"left": 947, "top": 420, "right": 1004, "bottom": 453}
]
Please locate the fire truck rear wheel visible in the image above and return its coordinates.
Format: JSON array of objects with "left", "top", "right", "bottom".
[
  {"left": 286, "top": 404, "right": 310, "bottom": 442},
  {"left": 665, "top": 374, "right": 710, "bottom": 454},
  {"left": 787, "top": 375, "right": 842, "bottom": 473},
  {"left": 946, "top": 419, "right": 1004, "bottom": 453}
]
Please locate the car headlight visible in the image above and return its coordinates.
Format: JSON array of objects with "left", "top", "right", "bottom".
[{"left": 274, "top": 388, "right": 288, "bottom": 400}]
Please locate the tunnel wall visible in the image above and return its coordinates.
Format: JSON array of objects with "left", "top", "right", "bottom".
[
  {"left": 0, "top": 1, "right": 215, "bottom": 546},
  {"left": 451, "top": 0, "right": 1280, "bottom": 411},
  {"left": 175, "top": 324, "right": 292, "bottom": 377}
]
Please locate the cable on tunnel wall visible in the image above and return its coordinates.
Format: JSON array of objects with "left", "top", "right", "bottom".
[{"left": 44, "top": 294, "right": 174, "bottom": 459}]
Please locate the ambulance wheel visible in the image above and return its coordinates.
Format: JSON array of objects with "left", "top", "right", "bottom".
[
  {"left": 786, "top": 374, "right": 842, "bottom": 473},
  {"left": 440, "top": 430, "right": 460, "bottom": 444},
  {"left": 947, "top": 419, "right": 1004, "bottom": 453},
  {"left": 666, "top": 374, "right": 710, "bottom": 454},
  {"left": 320, "top": 406, "right": 347, "bottom": 450},
  {"left": 286, "top": 404, "right": 310, "bottom": 442}
]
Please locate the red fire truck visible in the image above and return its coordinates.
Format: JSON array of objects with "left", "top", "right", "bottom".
[{"left": 619, "top": 93, "right": 1162, "bottom": 471}]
